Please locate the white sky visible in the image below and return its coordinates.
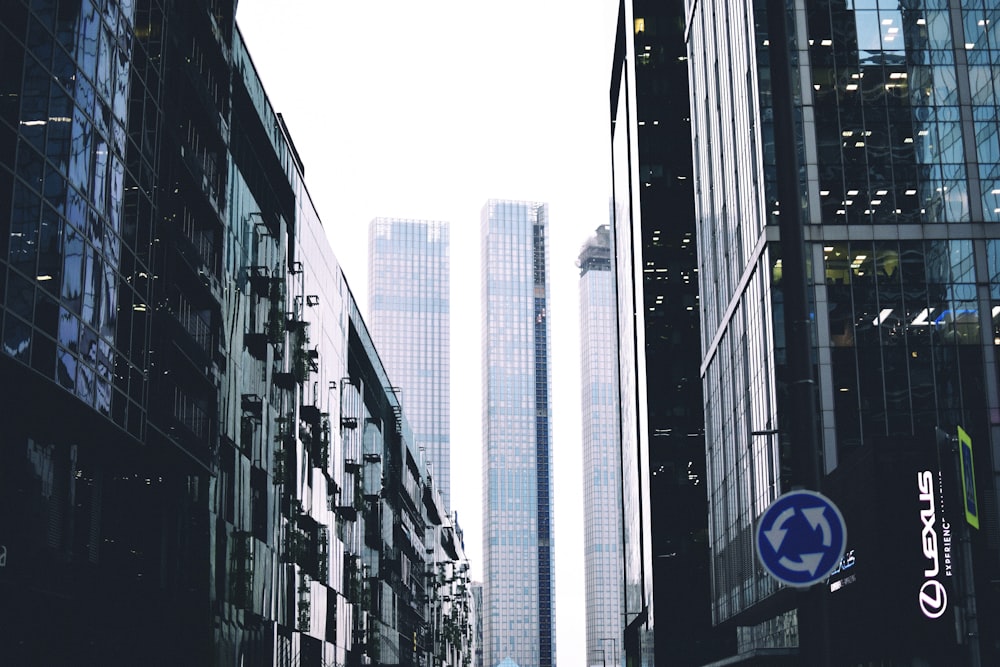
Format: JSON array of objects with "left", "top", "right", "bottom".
[{"left": 236, "top": 2, "right": 618, "bottom": 664}]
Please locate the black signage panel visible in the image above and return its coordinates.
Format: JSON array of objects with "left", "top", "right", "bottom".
[{"left": 825, "top": 434, "right": 960, "bottom": 665}]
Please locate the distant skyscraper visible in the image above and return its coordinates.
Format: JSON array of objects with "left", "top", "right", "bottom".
[
  {"left": 577, "top": 226, "right": 623, "bottom": 667},
  {"left": 481, "top": 199, "right": 556, "bottom": 667},
  {"left": 368, "top": 218, "right": 451, "bottom": 508}
]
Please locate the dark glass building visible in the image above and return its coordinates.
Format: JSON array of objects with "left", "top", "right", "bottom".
[
  {"left": 631, "top": 2, "right": 739, "bottom": 664},
  {"left": 1, "top": 2, "right": 232, "bottom": 661},
  {"left": 0, "top": 2, "right": 473, "bottom": 665},
  {"left": 609, "top": 4, "right": 656, "bottom": 660},
  {"left": 686, "top": 0, "right": 1000, "bottom": 663},
  {"left": 608, "top": 0, "right": 735, "bottom": 664}
]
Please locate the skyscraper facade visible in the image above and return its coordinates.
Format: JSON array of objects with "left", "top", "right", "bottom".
[
  {"left": 0, "top": 3, "right": 474, "bottom": 665},
  {"left": 577, "top": 225, "right": 624, "bottom": 667},
  {"left": 686, "top": 0, "right": 1000, "bottom": 662},
  {"left": 368, "top": 218, "right": 451, "bottom": 509},
  {"left": 632, "top": 0, "right": 739, "bottom": 664},
  {"left": 609, "top": 1, "right": 656, "bottom": 662},
  {"left": 481, "top": 199, "right": 556, "bottom": 667}
]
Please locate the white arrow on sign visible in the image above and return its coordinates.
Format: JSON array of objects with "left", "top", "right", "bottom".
[
  {"left": 764, "top": 507, "right": 795, "bottom": 551},
  {"left": 779, "top": 553, "right": 824, "bottom": 575},
  {"left": 802, "top": 506, "right": 832, "bottom": 547}
]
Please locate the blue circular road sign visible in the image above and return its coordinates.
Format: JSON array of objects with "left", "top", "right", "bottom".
[{"left": 755, "top": 489, "right": 847, "bottom": 588}]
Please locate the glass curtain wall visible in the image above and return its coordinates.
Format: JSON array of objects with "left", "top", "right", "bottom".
[
  {"left": 687, "top": 0, "right": 1000, "bottom": 661},
  {"left": 481, "top": 199, "right": 556, "bottom": 667}
]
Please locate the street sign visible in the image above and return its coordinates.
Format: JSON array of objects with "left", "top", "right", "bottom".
[
  {"left": 957, "top": 426, "right": 979, "bottom": 529},
  {"left": 756, "top": 489, "right": 847, "bottom": 588}
]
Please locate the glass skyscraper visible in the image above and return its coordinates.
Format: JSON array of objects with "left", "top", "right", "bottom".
[
  {"left": 368, "top": 218, "right": 451, "bottom": 510},
  {"left": 609, "top": 2, "right": 656, "bottom": 662},
  {"left": 577, "top": 225, "right": 623, "bottom": 667},
  {"left": 481, "top": 199, "right": 556, "bottom": 667},
  {"left": 686, "top": 0, "right": 1000, "bottom": 663},
  {"left": 0, "top": 3, "right": 474, "bottom": 665},
  {"left": 607, "top": 0, "right": 736, "bottom": 664}
]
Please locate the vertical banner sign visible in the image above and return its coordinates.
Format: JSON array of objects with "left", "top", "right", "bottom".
[
  {"left": 957, "top": 426, "right": 979, "bottom": 529},
  {"left": 917, "top": 469, "right": 951, "bottom": 620}
]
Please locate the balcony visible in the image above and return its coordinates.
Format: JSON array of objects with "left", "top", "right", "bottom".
[
  {"left": 296, "top": 573, "right": 311, "bottom": 633},
  {"left": 273, "top": 447, "right": 287, "bottom": 486},
  {"left": 291, "top": 340, "right": 317, "bottom": 383},
  {"left": 247, "top": 266, "right": 271, "bottom": 297},
  {"left": 174, "top": 387, "right": 211, "bottom": 441},
  {"left": 335, "top": 504, "right": 358, "bottom": 522},
  {"left": 178, "top": 121, "right": 224, "bottom": 214},
  {"left": 181, "top": 34, "right": 230, "bottom": 132},
  {"left": 244, "top": 332, "right": 267, "bottom": 361},
  {"left": 241, "top": 393, "right": 263, "bottom": 420},
  {"left": 150, "top": 382, "right": 214, "bottom": 471},
  {"left": 228, "top": 530, "right": 254, "bottom": 610},
  {"left": 159, "top": 311, "right": 213, "bottom": 375},
  {"left": 284, "top": 313, "right": 308, "bottom": 334},
  {"left": 335, "top": 469, "right": 362, "bottom": 521},
  {"left": 178, "top": 204, "right": 221, "bottom": 288},
  {"left": 310, "top": 419, "right": 330, "bottom": 470},
  {"left": 272, "top": 370, "right": 297, "bottom": 391},
  {"left": 300, "top": 405, "right": 322, "bottom": 426}
]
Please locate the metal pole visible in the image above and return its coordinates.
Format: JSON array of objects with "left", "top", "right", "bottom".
[{"left": 762, "top": 0, "right": 830, "bottom": 664}]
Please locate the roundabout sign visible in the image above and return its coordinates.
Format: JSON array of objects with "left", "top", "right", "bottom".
[{"left": 755, "top": 490, "right": 847, "bottom": 588}]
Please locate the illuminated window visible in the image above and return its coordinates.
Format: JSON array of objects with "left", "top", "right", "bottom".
[{"left": 634, "top": 18, "right": 645, "bottom": 33}]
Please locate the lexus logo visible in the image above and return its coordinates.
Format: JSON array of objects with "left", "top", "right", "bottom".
[
  {"left": 917, "top": 471, "right": 949, "bottom": 620},
  {"left": 919, "top": 579, "right": 948, "bottom": 619}
]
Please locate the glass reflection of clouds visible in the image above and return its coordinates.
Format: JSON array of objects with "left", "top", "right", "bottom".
[{"left": 853, "top": 8, "right": 905, "bottom": 59}]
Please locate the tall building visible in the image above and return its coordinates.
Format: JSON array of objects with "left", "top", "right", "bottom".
[
  {"left": 0, "top": 3, "right": 474, "bottom": 665},
  {"left": 577, "top": 225, "right": 624, "bottom": 667},
  {"left": 632, "top": 1, "right": 739, "bottom": 664},
  {"left": 608, "top": 2, "right": 656, "bottom": 662},
  {"left": 481, "top": 199, "right": 556, "bottom": 667},
  {"left": 0, "top": 2, "right": 236, "bottom": 660},
  {"left": 608, "top": 0, "right": 732, "bottom": 664},
  {"left": 368, "top": 218, "right": 451, "bottom": 509},
  {"left": 686, "top": 0, "right": 1000, "bottom": 663}
]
